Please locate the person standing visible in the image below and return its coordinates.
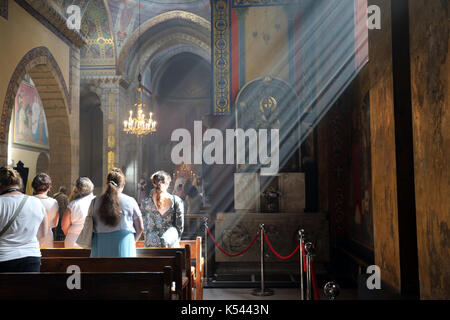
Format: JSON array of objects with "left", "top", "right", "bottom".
[
  {"left": 137, "top": 177, "right": 146, "bottom": 207},
  {"left": 89, "top": 168, "right": 144, "bottom": 257},
  {"left": 0, "top": 167, "right": 48, "bottom": 272},
  {"left": 53, "top": 186, "right": 68, "bottom": 241},
  {"left": 61, "top": 178, "right": 95, "bottom": 248},
  {"left": 32, "top": 173, "right": 59, "bottom": 248},
  {"left": 141, "top": 170, "right": 184, "bottom": 248}
]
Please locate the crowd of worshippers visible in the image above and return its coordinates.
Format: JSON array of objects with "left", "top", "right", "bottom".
[{"left": 0, "top": 166, "right": 200, "bottom": 272}]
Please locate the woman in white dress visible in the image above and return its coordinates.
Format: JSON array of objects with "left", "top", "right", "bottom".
[
  {"left": 32, "top": 173, "right": 59, "bottom": 248},
  {"left": 61, "top": 177, "right": 95, "bottom": 248}
]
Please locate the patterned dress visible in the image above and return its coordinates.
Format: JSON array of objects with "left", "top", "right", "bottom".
[{"left": 141, "top": 190, "right": 184, "bottom": 247}]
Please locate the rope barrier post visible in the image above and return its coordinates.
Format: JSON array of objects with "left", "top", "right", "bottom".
[
  {"left": 202, "top": 217, "right": 209, "bottom": 285},
  {"left": 252, "top": 224, "right": 274, "bottom": 296},
  {"left": 305, "top": 241, "right": 313, "bottom": 300},
  {"left": 298, "top": 228, "right": 305, "bottom": 300}
]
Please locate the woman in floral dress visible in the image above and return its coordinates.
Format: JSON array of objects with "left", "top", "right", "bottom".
[{"left": 141, "top": 171, "right": 184, "bottom": 248}]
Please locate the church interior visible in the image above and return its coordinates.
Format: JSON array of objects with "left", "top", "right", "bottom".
[{"left": 0, "top": 0, "right": 448, "bottom": 301}]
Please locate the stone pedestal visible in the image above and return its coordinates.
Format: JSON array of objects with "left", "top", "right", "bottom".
[
  {"left": 279, "top": 172, "right": 305, "bottom": 213},
  {"left": 234, "top": 173, "right": 260, "bottom": 212},
  {"left": 234, "top": 172, "right": 305, "bottom": 213}
]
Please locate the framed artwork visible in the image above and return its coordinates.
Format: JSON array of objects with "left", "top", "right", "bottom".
[{"left": 13, "top": 80, "right": 50, "bottom": 150}]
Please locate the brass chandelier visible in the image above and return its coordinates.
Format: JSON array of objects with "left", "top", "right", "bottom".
[
  {"left": 123, "top": 75, "right": 157, "bottom": 136},
  {"left": 122, "top": 0, "right": 156, "bottom": 136}
]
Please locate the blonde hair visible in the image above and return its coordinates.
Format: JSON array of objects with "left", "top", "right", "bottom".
[{"left": 75, "top": 177, "right": 94, "bottom": 196}]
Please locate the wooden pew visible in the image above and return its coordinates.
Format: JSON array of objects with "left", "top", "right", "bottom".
[
  {"left": 180, "top": 237, "right": 204, "bottom": 300},
  {"left": 0, "top": 269, "right": 173, "bottom": 300},
  {"left": 53, "top": 241, "right": 65, "bottom": 248},
  {"left": 40, "top": 256, "right": 188, "bottom": 300},
  {"left": 136, "top": 238, "right": 204, "bottom": 300},
  {"left": 41, "top": 249, "right": 90, "bottom": 257},
  {"left": 136, "top": 246, "right": 192, "bottom": 300},
  {"left": 41, "top": 247, "right": 192, "bottom": 300}
]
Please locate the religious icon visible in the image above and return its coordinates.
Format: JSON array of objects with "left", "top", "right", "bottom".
[{"left": 13, "top": 79, "right": 49, "bottom": 149}]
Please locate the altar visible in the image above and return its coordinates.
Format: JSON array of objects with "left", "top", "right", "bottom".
[{"left": 212, "top": 173, "right": 330, "bottom": 275}]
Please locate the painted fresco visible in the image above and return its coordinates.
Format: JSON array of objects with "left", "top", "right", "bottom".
[
  {"left": 350, "top": 92, "right": 373, "bottom": 249},
  {"left": 13, "top": 79, "right": 49, "bottom": 150}
]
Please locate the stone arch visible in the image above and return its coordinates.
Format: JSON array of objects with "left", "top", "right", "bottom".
[
  {"left": 0, "top": 46, "right": 73, "bottom": 192},
  {"left": 36, "top": 152, "right": 50, "bottom": 174},
  {"left": 117, "top": 10, "right": 211, "bottom": 78}
]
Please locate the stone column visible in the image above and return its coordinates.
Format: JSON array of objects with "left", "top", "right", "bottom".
[
  {"left": 69, "top": 46, "right": 80, "bottom": 189},
  {"left": 81, "top": 76, "right": 121, "bottom": 194}
]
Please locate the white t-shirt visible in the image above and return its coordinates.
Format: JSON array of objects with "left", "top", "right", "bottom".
[
  {"left": 67, "top": 194, "right": 95, "bottom": 235},
  {"left": 0, "top": 194, "right": 46, "bottom": 262},
  {"left": 37, "top": 196, "right": 59, "bottom": 248},
  {"left": 92, "top": 193, "right": 142, "bottom": 234}
]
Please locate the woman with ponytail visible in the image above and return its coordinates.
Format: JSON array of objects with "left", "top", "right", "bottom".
[
  {"left": 89, "top": 168, "right": 144, "bottom": 257},
  {"left": 141, "top": 170, "right": 184, "bottom": 248}
]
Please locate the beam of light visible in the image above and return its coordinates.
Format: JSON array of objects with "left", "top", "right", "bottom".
[{"left": 203, "top": 0, "right": 368, "bottom": 243}]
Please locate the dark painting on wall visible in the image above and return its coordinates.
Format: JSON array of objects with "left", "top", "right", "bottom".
[
  {"left": 349, "top": 93, "right": 373, "bottom": 249},
  {"left": 0, "top": 0, "right": 8, "bottom": 20}
]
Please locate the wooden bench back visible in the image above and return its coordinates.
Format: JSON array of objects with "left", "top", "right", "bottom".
[
  {"left": 41, "top": 248, "right": 189, "bottom": 277},
  {"left": 41, "top": 249, "right": 91, "bottom": 257},
  {"left": 41, "top": 256, "right": 185, "bottom": 299},
  {"left": 0, "top": 269, "right": 173, "bottom": 300}
]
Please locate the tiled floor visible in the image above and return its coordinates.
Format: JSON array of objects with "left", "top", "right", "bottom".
[{"left": 203, "top": 288, "right": 358, "bottom": 300}]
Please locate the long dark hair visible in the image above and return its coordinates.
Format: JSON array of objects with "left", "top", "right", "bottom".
[
  {"left": 151, "top": 170, "right": 171, "bottom": 210},
  {"left": 98, "top": 168, "right": 125, "bottom": 226}
]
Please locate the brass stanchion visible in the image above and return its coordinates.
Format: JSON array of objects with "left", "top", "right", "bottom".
[
  {"left": 252, "top": 224, "right": 274, "bottom": 296},
  {"left": 305, "top": 241, "right": 313, "bottom": 300},
  {"left": 299, "top": 229, "right": 305, "bottom": 300}
]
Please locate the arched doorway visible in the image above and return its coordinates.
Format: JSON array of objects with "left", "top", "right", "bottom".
[
  {"left": 0, "top": 47, "right": 73, "bottom": 193},
  {"left": 143, "top": 52, "right": 211, "bottom": 178},
  {"left": 80, "top": 89, "right": 103, "bottom": 192},
  {"left": 36, "top": 152, "right": 50, "bottom": 175}
]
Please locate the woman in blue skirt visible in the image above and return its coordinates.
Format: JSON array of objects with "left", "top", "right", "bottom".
[{"left": 90, "top": 168, "right": 144, "bottom": 257}]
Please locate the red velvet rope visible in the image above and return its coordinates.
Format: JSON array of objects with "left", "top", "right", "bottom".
[
  {"left": 302, "top": 242, "right": 307, "bottom": 272},
  {"left": 264, "top": 233, "right": 300, "bottom": 260},
  {"left": 207, "top": 227, "right": 259, "bottom": 257}
]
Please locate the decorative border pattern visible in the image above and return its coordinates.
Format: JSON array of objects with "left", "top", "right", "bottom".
[
  {"left": 211, "top": 0, "right": 231, "bottom": 115},
  {"left": 0, "top": 47, "right": 70, "bottom": 142},
  {"left": 232, "top": 0, "right": 301, "bottom": 8},
  {"left": 0, "top": 0, "right": 8, "bottom": 20}
]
